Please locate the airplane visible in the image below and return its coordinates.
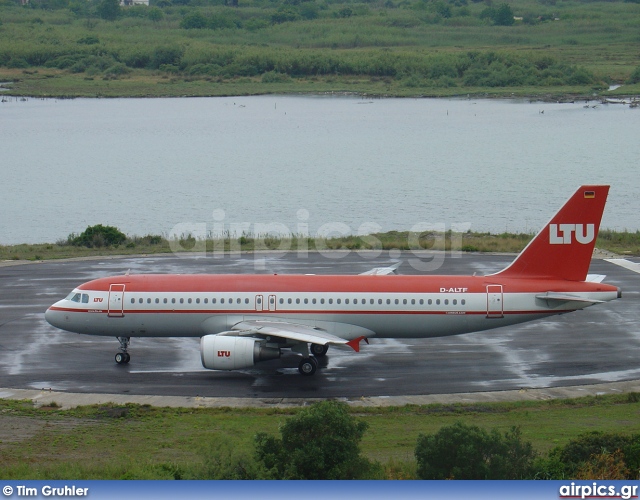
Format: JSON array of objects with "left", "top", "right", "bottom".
[{"left": 45, "top": 185, "right": 621, "bottom": 376}]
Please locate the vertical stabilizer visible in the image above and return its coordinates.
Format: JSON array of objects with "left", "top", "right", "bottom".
[{"left": 491, "top": 185, "right": 609, "bottom": 281}]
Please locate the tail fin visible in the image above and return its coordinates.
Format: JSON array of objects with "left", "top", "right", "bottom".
[{"left": 491, "top": 185, "right": 609, "bottom": 281}]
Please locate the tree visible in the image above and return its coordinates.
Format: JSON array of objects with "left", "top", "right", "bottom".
[
  {"left": 147, "top": 7, "right": 164, "bottom": 22},
  {"left": 493, "top": 3, "right": 515, "bottom": 25},
  {"left": 96, "top": 0, "right": 120, "bottom": 21},
  {"left": 180, "top": 11, "right": 207, "bottom": 29},
  {"left": 70, "top": 224, "right": 127, "bottom": 248},
  {"left": 415, "top": 422, "right": 536, "bottom": 479},
  {"left": 254, "top": 401, "right": 375, "bottom": 479}
]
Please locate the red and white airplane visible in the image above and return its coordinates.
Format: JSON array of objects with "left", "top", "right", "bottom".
[{"left": 45, "top": 185, "right": 621, "bottom": 376}]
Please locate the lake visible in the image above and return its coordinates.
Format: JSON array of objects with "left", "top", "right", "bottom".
[{"left": 1, "top": 95, "right": 638, "bottom": 245}]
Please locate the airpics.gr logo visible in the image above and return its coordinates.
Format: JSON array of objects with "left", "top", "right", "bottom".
[{"left": 549, "top": 223, "right": 595, "bottom": 245}]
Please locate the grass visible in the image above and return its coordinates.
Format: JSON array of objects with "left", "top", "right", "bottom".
[
  {"left": 1, "top": 393, "right": 640, "bottom": 479},
  {"left": 3, "top": 228, "right": 639, "bottom": 262}
]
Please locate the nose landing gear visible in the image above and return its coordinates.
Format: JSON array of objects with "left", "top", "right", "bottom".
[{"left": 115, "top": 336, "right": 131, "bottom": 364}]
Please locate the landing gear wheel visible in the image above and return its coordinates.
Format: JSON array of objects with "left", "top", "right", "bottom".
[
  {"left": 115, "top": 352, "right": 129, "bottom": 364},
  {"left": 310, "top": 343, "right": 329, "bottom": 357},
  {"left": 298, "top": 357, "right": 318, "bottom": 376},
  {"left": 115, "top": 336, "right": 131, "bottom": 365}
]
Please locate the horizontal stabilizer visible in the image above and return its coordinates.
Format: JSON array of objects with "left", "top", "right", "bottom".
[
  {"left": 586, "top": 274, "right": 607, "bottom": 283},
  {"left": 535, "top": 292, "right": 604, "bottom": 304},
  {"left": 605, "top": 258, "right": 640, "bottom": 275}
]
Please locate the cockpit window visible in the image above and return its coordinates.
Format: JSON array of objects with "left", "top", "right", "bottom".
[
  {"left": 82, "top": 294, "right": 89, "bottom": 304},
  {"left": 67, "top": 292, "right": 82, "bottom": 303}
]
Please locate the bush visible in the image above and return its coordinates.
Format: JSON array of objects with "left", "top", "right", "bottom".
[
  {"left": 254, "top": 401, "right": 377, "bottom": 479},
  {"left": 548, "top": 432, "right": 640, "bottom": 479},
  {"left": 180, "top": 11, "right": 207, "bottom": 29},
  {"left": 415, "top": 422, "right": 536, "bottom": 479},
  {"left": 70, "top": 224, "right": 127, "bottom": 248},
  {"left": 627, "top": 66, "right": 640, "bottom": 84}
]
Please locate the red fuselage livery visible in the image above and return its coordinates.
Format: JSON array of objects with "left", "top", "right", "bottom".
[{"left": 45, "top": 186, "right": 621, "bottom": 376}]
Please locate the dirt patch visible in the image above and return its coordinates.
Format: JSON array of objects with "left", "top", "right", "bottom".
[{"left": 0, "top": 415, "right": 87, "bottom": 448}]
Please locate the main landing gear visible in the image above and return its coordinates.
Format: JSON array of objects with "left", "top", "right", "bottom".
[
  {"left": 115, "top": 336, "right": 131, "bottom": 365},
  {"left": 297, "top": 343, "right": 329, "bottom": 375},
  {"left": 298, "top": 357, "right": 318, "bottom": 376}
]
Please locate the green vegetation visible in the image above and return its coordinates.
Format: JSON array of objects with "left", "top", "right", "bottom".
[
  {"left": 3, "top": 227, "right": 640, "bottom": 262},
  {"left": 0, "top": 0, "right": 639, "bottom": 97},
  {"left": 254, "top": 401, "right": 376, "bottom": 479},
  {"left": 415, "top": 422, "right": 536, "bottom": 479},
  {"left": 1, "top": 394, "right": 640, "bottom": 479}
]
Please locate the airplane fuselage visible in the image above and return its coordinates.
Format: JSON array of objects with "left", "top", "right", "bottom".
[{"left": 45, "top": 273, "right": 620, "bottom": 340}]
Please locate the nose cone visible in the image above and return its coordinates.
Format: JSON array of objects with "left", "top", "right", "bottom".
[{"left": 45, "top": 302, "right": 65, "bottom": 330}]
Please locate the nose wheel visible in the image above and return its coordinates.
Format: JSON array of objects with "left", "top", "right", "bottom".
[{"left": 115, "top": 336, "right": 131, "bottom": 365}]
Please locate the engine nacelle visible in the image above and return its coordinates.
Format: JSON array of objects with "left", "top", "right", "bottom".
[{"left": 200, "top": 335, "right": 280, "bottom": 370}]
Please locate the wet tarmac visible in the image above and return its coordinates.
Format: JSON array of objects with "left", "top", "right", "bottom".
[{"left": 1, "top": 251, "right": 638, "bottom": 401}]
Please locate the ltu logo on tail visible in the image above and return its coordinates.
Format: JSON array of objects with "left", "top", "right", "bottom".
[{"left": 549, "top": 224, "right": 595, "bottom": 244}]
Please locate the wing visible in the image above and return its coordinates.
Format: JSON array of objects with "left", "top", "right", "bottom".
[
  {"left": 219, "top": 319, "right": 372, "bottom": 352},
  {"left": 359, "top": 262, "right": 401, "bottom": 275}
]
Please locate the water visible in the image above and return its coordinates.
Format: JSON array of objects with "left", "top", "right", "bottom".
[{"left": 1, "top": 95, "right": 638, "bottom": 245}]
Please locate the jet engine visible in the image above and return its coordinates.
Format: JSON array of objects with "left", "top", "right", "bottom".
[{"left": 200, "top": 335, "right": 281, "bottom": 370}]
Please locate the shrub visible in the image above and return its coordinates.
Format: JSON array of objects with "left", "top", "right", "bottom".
[
  {"left": 415, "top": 422, "right": 536, "bottom": 479},
  {"left": 254, "top": 401, "right": 376, "bottom": 479},
  {"left": 70, "top": 224, "right": 127, "bottom": 248},
  {"left": 627, "top": 66, "right": 640, "bottom": 84}
]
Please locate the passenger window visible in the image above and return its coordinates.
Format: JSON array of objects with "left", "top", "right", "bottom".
[
  {"left": 321, "top": 298, "right": 325, "bottom": 304},
  {"left": 461, "top": 299, "right": 466, "bottom": 305},
  {"left": 370, "top": 299, "right": 375, "bottom": 305},
  {"left": 147, "top": 298, "right": 152, "bottom": 304},
  {"left": 419, "top": 299, "right": 424, "bottom": 305},
  {"left": 345, "top": 299, "right": 349, "bottom": 305},
  {"left": 279, "top": 298, "right": 284, "bottom": 304},
  {"left": 155, "top": 298, "right": 160, "bottom": 304},
  {"left": 204, "top": 298, "right": 208, "bottom": 304},
  {"left": 436, "top": 299, "right": 441, "bottom": 305},
  {"left": 428, "top": 299, "right": 432, "bottom": 305},
  {"left": 237, "top": 298, "right": 241, "bottom": 304},
  {"left": 353, "top": 299, "right": 357, "bottom": 304},
  {"left": 221, "top": 298, "right": 225, "bottom": 304},
  {"left": 212, "top": 298, "right": 216, "bottom": 304},
  {"left": 196, "top": 298, "right": 200, "bottom": 304},
  {"left": 312, "top": 298, "right": 317, "bottom": 304},
  {"left": 411, "top": 299, "right": 415, "bottom": 305},
  {"left": 245, "top": 298, "right": 249, "bottom": 304},
  {"left": 171, "top": 298, "right": 176, "bottom": 304},
  {"left": 453, "top": 299, "right": 457, "bottom": 305},
  {"left": 386, "top": 299, "right": 391, "bottom": 305},
  {"left": 403, "top": 299, "right": 407, "bottom": 305},
  {"left": 337, "top": 299, "right": 341, "bottom": 304},
  {"left": 329, "top": 299, "right": 333, "bottom": 304},
  {"left": 180, "top": 298, "right": 184, "bottom": 304},
  {"left": 395, "top": 299, "right": 399, "bottom": 305},
  {"left": 164, "top": 298, "right": 168, "bottom": 304},
  {"left": 188, "top": 298, "right": 192, "bottom": 304},
  {"left": 139, "top": 298, "right": 143, "bottom": 304},
  {"left": 296, "top": 298, "right": 300, "bottom": 304},
  {"left": 131, "top": 298, "right": 135, "bottom": 304},
  {"left": 444, "top": 299, "right": 449, "bottom": 305},
  {"left": 304, "top": 298, "right": 308, "bottom": 304},
  {"left": 378, "top": 299, "right": 382, "bottom": 304}
]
